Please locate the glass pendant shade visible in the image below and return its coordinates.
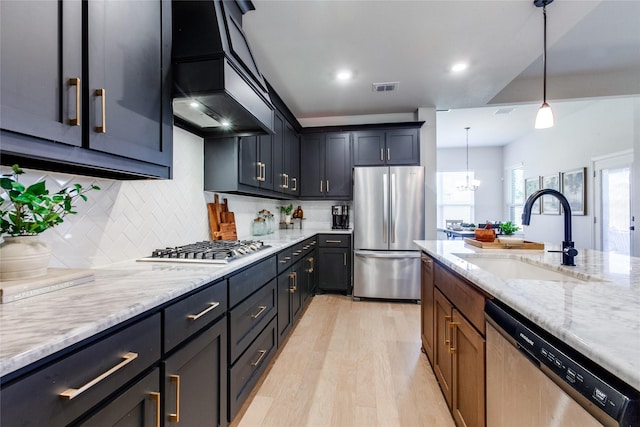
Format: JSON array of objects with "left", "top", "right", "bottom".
[{"left": 535, "top": 102, "right": 555, "bottom": 129}]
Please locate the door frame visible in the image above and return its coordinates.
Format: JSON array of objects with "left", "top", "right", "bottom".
[{"left": 592, "top": 149, "right": 634, "bottom": 254}]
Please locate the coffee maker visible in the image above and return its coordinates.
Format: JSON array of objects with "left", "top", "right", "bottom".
[{"left": 332, "top": 205, "right": 349, "bottom": 229}]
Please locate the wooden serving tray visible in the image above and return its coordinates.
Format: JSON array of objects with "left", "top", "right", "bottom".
[{"left": 463, "top": 238, "right": 544, "bottom": 250}]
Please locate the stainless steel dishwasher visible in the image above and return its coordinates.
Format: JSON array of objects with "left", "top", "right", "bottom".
[{"left": 485, "top": 300, "right": 639, "bottom": 427}]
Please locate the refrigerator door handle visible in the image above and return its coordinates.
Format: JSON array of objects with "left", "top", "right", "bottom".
[
  {"left": 382, "top": 173, "right": 389, "bottom": 243},
  {"left": 390, "top": 173, "right": 396, "bottom": 243},
  {"left": 354, "top": 250, "right": 421, "bottom": 259}
]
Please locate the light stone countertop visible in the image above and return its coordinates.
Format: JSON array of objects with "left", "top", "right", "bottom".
[
  {"left": 414, "top": 239, "right": 640, "bottom": 391},
  {"left": 0, "top": 228, "right": 351, "bottom": 379}
]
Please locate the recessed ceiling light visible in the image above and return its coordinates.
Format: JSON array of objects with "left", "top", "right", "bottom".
[
  {"left": 189, "top": 101, "right": 199, "bottom": 108},
  {"left": 451, "top": 62, "right": 468, "bottom": 73},
  {"left": 336, "top": 70, "right": 353, "bottom": 81},
  {"left": 220, "top": 120, "right": 231, "bottom": 128}
]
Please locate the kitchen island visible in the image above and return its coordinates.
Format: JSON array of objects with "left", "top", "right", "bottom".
[{"left": 414, "top": 239, "right": 640, "bottom": 392}]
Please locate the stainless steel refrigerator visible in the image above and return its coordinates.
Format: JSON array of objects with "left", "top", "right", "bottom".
[{"left": 353, "top": 166, "right": 425, "bottom": 300}]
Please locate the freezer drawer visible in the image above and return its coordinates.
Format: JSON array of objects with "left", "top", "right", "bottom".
[{"left": 353, "top": 250, "right": 421, "bottom": 300}]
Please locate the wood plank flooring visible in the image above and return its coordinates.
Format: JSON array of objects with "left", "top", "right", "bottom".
[{"left": 231, "top": 294, "right": 455, "bottom": 427}]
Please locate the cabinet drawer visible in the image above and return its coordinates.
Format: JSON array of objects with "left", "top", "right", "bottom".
[
  {"left": 228, "top": 256, "right": 277, "bottom": 307},
  {"left": 229, "top": 316, "right": 277, "bottom": 420},
  {"left": 290, "top": 242, "right": 305, "bottom": 263},
  {"left": 229, "top": 278, "right": 277, "bottom": 363},
  {"left": 319, "top": 234, "right": 351, "bottom": 247},
  {"left": 1, "top": 314, "right": 161, "bottom": 427},
  {"left": 164, "top": 279, "right": 228, "bottom": 353},
  {"left": 434, "top": 263, "right": 486, "bottom": 334},
  {"left": 301, "top": 237, "right": 317, "bottom": 256},
  {"left": 277, "top": 248, "right": 293, "bottom": 272}
]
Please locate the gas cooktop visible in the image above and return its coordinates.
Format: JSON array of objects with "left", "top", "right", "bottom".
[{"left": 137, "top": 240, "right": 269, "bottom": 264}]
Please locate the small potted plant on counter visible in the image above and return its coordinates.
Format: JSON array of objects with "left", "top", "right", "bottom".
[
  {"left": 499, "top": 221, "right": 520, "bottom": 235},
  {"left": 279, "top": 203, "right": 293, "bottom": 224},
  {"left": 0, "top": 164, "right": 100, "bottom": 280},
  {"left": 498, "top": 221, "right": 523, "bottom": 245}
]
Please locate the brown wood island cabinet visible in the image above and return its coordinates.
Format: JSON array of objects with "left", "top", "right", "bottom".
[{"left": 422, "top": 253, "right": 489, "bottom": 427}]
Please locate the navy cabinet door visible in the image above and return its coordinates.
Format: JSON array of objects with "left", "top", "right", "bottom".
[
  {"left": 283, "top": 124, "right": 300, "bottom": 196},
  {"left": 0, "top": 1, "right": 82, "bottom": 147},
  {"left": 239, "top": 135, "right": 259, "bottom": 187},
  {"left": 87, "top": 0, "right": 171, "bottom": 167},
  {"left": 352, "top": 130, "right": 385, "bottom": 166},
  {"left": 324, "top": 132, "right": 352, "bottom": 198},
  {"left": 300, "top": 133, "right": 324, "bottom": 197},
  {"left": 318, "top": 247, "right": 350, "bottom": 292},
  {"left": 386, "top": 128, "right": 419, "bottom": 165}
]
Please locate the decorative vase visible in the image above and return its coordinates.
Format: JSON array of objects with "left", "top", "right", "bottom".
[{"left": 0, "top": 235, "right": 52, "bottom": 281}]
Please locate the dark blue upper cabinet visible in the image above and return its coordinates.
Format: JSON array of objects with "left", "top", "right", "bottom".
[
  {"left": 353, "top": 128, "right": 419, "bottom": 166},
  {"left": 0, "top": 0, "right": 173, "bottom": 179}
]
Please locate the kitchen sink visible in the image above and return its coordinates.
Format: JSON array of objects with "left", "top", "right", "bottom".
[{"left": 452, "top": 254, "right": 603, "bottom": 282}]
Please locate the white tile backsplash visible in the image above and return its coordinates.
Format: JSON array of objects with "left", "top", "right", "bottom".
[{"left": 1, "top": 127, "right": 347, "bottom": 268}]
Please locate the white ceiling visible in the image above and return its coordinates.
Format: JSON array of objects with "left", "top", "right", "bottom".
[{"left": 242, "top": 0, "right": 640, "bottom": 148}]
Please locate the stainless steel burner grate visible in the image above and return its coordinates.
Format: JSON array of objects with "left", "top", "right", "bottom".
[{"left": 138, "top": 240, "right": 268, "bottom": 264}]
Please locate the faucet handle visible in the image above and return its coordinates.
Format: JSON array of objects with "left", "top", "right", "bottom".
[{"left": 548, "top": 247, "right": 578, "bottom": 256}]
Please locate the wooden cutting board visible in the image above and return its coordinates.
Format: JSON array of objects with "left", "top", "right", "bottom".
[
  {"left": 208, "top": 194, "right": 237, "bottom": 240},
  {"left": 463, "top": 238, "right": 544, "bottom": 250}
]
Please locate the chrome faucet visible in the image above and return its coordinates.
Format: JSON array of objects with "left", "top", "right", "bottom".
[{"left": 522, "top": 188, "right": 578, "bottom": 266}]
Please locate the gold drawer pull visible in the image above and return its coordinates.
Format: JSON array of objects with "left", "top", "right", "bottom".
[
  {"left": 149, "top": 392, "right": 161, "bottom": 427},
  {"left": 187, "top": 301, "right": 220, "bottom": 321},
  {"left": 251, "top": 305, "right": 267, "bottom": 319},
  {"left": 251, "top": 349, "right": 267, "bottom": 367},
  {"left": 449, "top": 323, "right": 459, "bottom": 354},
  {"left": 444, "top": 315, "right": 452, "bottom": 346},
  {"left": 94, "top": 88, "right": 106, "bottom": 133},
  {"left": 325, "top": 240, "right": 342, "bottom": 244},
  {"left": 69, "top": 77, "right": 80, "bottom": 126},
  {"left": 169, "top": 375, "right": 180, "bottom": 422},
  {"left": 60, "top": 352, "right": 138, "bottom": 399}
]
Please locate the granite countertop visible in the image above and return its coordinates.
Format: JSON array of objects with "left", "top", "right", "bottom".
[
  {"left": 414, "top": 240, "right": 640, "bottom": 391},
  {"left": 0, "top": 228, "right": 351, "bottom": 379}
]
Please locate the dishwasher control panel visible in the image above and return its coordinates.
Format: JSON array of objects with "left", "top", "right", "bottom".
[{"left": 515, "top": 323, "right": 627, "bottom": 420}]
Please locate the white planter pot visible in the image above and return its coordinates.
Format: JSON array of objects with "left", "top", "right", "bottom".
[
  {"left": 285, "top": 214, "right": 292, "bottom": 224},
  {"left": 0, "top": 236, "right": 51, "bottom": 281}
]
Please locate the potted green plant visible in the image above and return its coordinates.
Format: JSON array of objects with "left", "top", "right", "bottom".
[
  {"left": 499, "top": 221, "right": 520, "bottom": 235},
  {"left": 279, "top": 204, "right": 293, "bottom": 224},
  {"left": 0, "top": 165, "right": 100, "bottom": 280}
]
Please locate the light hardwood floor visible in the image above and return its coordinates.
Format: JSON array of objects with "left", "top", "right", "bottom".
[{"left": 231, "top": 294, "right": 455, "bottom": 427}]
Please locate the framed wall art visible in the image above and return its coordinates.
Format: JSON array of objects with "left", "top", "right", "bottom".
[
  {"left": 542, "top": 173, "right": 560, "bottom": 215},
  {"left": 524, "top": 176, "right": 542, "bottom": 214},
  {"left": 562, "top": 167, "right": 586, "bottom": 215}
]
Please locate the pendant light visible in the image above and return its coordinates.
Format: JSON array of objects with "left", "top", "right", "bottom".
[
  {"left": 534, "top": 0, "right": 555, "bottom": 129},
  {"left": 458, "top": 127, "right": 480, "bottom": 192}
]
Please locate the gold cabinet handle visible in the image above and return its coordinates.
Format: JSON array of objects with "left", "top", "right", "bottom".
[
  {"left": 261, "top": 163, "right": 266, "bottom": 181},
  {"left": 291, "top": 177, "right": 297, "bottom": 192},
  {"left": 60, "top": 352, "right": 138, "bottom": 399},
  {"left": 251, "top": 305, "right": 267, "bottom": 319},
  {"left": 325, "top": 240, "right": 342, "bottom": 243},
  {"left": 289, "top": 271, "right": 297, "bottom": 293},
  {"left": 326, "top": 180, "right": 330, "bottom": 193},
  {"left": 187, "top": 301, "right": 220, "bottom": 321},
  {"left": 69, "top": 77, "right": 81, "bottom": 126},
  {"left": 449, "top": 322, "right": 459, "bottom": 354},
  {"left": 444, "top": 315, "right": 452, "bottom": 346},
  {"left": 387, "top": 147, "right": 391, "bottom": 161},
  {"left": 343, "top": 253, "right": 347, "bottom": 266},
  {"left": 320, "top": 180, "right": 323, "bottom": 193},
  {"left": 380, "top": 148, "right": 384, "bottom": 161},
  {"left": 251, "top": 349, "right": 267, "bottom": 367},
  {"left": 95, "top": 88, "right": 106, "bottom": 133},
  {"left": 169, "top": 375, "right": 180, "bottom": 422},
  {"left": 149, "top": 392, "right": 161, "bottom": 427},
  {"left": 256, "top": 162, "right": 262, "bottom": 181}
]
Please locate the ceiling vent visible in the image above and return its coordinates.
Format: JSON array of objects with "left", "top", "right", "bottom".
[
  {"left": 494, "top": 107, "right": 515, "bottom": 115},
  {"left": 372, "top": 82, "right": 399, "bottom": 92}
]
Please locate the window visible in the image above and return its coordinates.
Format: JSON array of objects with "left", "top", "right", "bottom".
[
  {"left": 437, "top": 171, "right": 475, "bottom": 227},
  {"left": 508, "top": 166, "right": 524, "bottom": 226}
]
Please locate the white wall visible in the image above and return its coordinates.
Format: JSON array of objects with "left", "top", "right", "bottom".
[
  {"left": 503, "top": 97, "right": 637, "bottom": 249},
  {"left": 419, "top": 107, "right": 437, "bottom": 239},
  {"left": 437, "top": 146, "right": 504, "bottom": 226}
]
